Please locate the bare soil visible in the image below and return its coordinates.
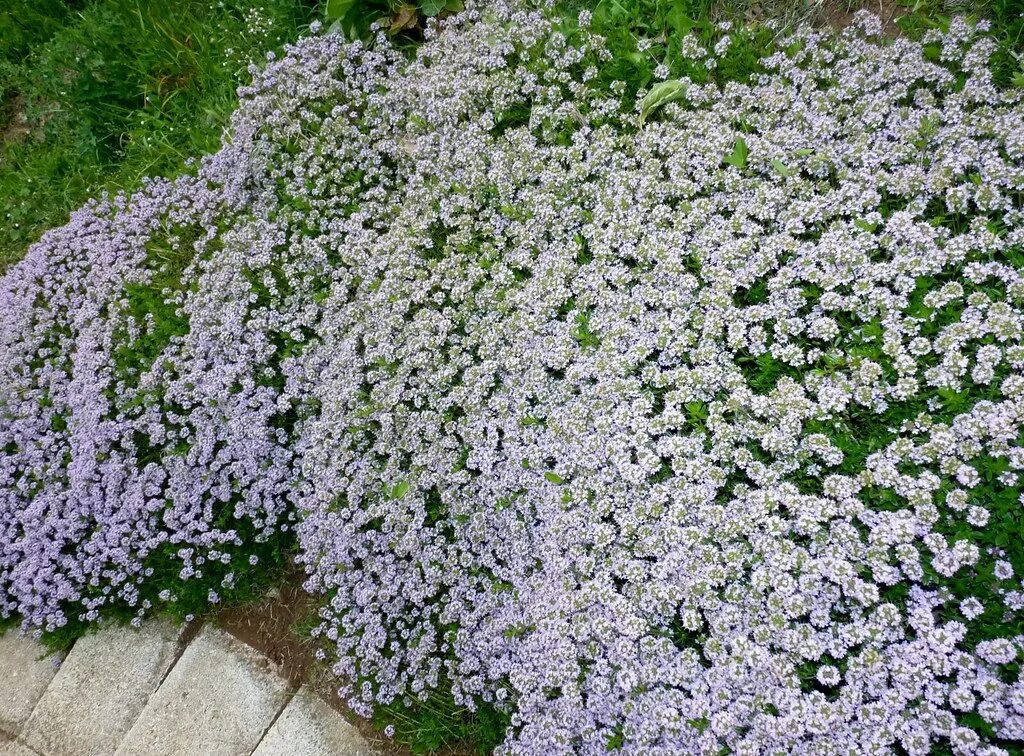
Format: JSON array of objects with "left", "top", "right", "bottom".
[
  {"left": 0, "top": 95, "right": 33, "bottom": 150},
  {"left": 820, "top": 0, "right": 907, "bottom": 37},
  {"left": 210, "top": 568, "right": 411, "bottom": 755},
  {"left": 711, "top": 0, "right": 908, "bottom": 37}
]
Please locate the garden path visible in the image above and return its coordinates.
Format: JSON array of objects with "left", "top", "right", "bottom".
[{"left": 0, "top": 622, "right": 375, "bottom": 755}]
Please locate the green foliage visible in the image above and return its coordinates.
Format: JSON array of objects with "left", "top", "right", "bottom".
[
  {"left": 0, "top": 0, "right": 81, "bottom": 65},
  {"left": 5, "top": 0, "right": 1024, "bottom": 752},
  {"left": 0, "top": 0, "right": 314, "bottom": 271},
  {"left": 4, "top": 0, "right": 1018, "bottom": 275},
  {"left": 723, "top": 136, "right": 748, "bottom": 169},
  {"left": 548, "top": 0, "right": 1024, "bottom": 122},
  {"left": 39, "top": 526, "right": 298, "bottom": 654},
  {"left": 639, "top": 78, "right": 689, "bottom": 122},
  {"left": 554, "top": 0, "right": 775, "bottom": 103},
  {"left": 376, "top": 688, "right": 511, "bottom": 754},
  {"left": 895, "top": 0, "right": 1024, "bottom": 87},
  {"left": 389, "top": 479, "right": 411, "bottom": 499}
]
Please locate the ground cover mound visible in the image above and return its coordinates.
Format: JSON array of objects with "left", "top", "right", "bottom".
[{"left": 2, "top": 2, "right": 1024, "bottom": 753}]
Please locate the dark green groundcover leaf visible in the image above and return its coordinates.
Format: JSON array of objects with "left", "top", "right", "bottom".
[{"left": 325, "top": 0, "right": 358, "bottom": 20}]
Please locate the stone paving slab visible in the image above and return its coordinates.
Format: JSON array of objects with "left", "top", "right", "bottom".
[
  {"left": 114, "top": 626, "right": 290, "bottom": 756},
  {"left": 0, "top": 744, "right": 37, "bottom": 756},
  {"left": 253, "top": 685, "right": 374, "bottom": 756},
  {"left": 22, "top": 621, "right": 182, "bottom": 756},
  {"left": 0, "top": 730, "right": 38, "bottom": 756},
  {"left": 0, "top": 631, "right": 61, "bottom": 736}
]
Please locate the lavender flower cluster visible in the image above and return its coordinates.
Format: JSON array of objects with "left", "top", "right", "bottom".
[{"left": 3, "top": 2, "right": 1024, "bottom": 752}]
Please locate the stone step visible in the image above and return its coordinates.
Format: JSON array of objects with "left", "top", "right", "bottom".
[
  {"left": 21, "top": 622, "right": 181, "bottom": 756},
  {"left": 0, "top": 621, "right": 379, "bottom": 756},
  {"left": 114, "top": 626, "right": 291, "bottom": 756},
  {"left": 0, "top": 632, "right": 61, "bottom": 737},
  {"left": 0, "top": 730, "right": 40, "bottom": 756},
  {"left": 252, "top": 685, "right": 375, "bottom": 756}
]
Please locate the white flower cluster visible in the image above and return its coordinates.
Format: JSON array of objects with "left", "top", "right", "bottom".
[
  {"left": 291, "top": 8, "right": 1024, "bottom": 753},
  {"left": 3, "top": 2, "right": 1024, "bottom": 753}
]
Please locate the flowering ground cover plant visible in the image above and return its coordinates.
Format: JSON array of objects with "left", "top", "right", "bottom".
[{"left": 3, "top": 1, "right": 1024, "bottom": 752}]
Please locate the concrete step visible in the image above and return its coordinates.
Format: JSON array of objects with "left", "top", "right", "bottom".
[
  {"left": 0, "top": 622, "right": 378, "bottom": 756},
  {"left": 0, "top": 730, "right": 40, "bottom": 756},
  {"left": 0, "top": 633, "right": 61, "bottom": 736},
  {"left": 22, "top": 622, "right": 181, "bottom": 756},
  {"left": 114, "top": 626, "right": 291, "bottom": 756},
  {"left": 253, "top": 685, "right": 374, "bottom": 756}
]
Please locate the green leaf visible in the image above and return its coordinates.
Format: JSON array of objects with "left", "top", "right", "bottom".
[
  {"left": 666, "top": 6, "right": 697, "bottom": 36},
  {"left": 390, "top": 480, "right": 410, "bottom": 499},
  {"left": 685, "top": 401, "right": 708, "bottom": 420},
  {"left": 324, "top": 0, "right": 356, "bottom": 21},
  {"left": 687, "top": 716, "right": 710, "bottom": 734},
  {"left": 420, "top": 0, "right": 447, "bottom": 17},
  {"left": 724, "top": 137, "right": 748, "bottom": 169},
  {"left": 639, "top": 80, "right": 689, "bottom": 123},
  {"left": 771, "top": 158, "right": 792, "bottom": 177},
  {"left": 544, "top": 472, "right": 565, "bottom": 484},
  {"left": 795, "top": 147, "right": 815, "bottom": 156}
]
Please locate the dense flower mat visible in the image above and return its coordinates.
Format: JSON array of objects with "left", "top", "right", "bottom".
[{"left": 3, "top": 2, "right": 1024, "bottom": 752}]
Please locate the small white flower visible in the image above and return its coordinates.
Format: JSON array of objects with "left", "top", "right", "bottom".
[
  {"left": 960, "top": 597, "right": 985, "bottom": 620},
  {"left": 995, "top": 560, "right": 1014, "bottom": 580},
  {"left": 816, "top": 665, "right": 841, "bottom": 686}
]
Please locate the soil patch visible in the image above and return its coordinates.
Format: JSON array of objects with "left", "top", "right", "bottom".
[
  {"left": 710, "top": 0, "right": 907, "bottom": 37},
  {"left": 821, "top": 0, "right": 907, "bottom": 37},
  {"left": 0, "top": 94, "right": 33, "bottom": 149},
  {"left": 211, "top": 568, "right": 413, "bottom": 755},
  {"left": 214, "top": 571, "right": 316, "bottom": 688}
]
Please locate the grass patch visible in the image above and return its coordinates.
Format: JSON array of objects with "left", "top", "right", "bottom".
[
  {"left": 0, "top": 0, "right": 315, "bottom": 271},
  {"left": 376, "top": 688, "right": 512, "bottom": 754}
]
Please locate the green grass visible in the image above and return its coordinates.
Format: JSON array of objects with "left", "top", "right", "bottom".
[
  {"left": 0, "top": 0, "right": 316, "bottom": 271},
  {"left": 375, "top": 688, "right": 512, "bottom": 754}
]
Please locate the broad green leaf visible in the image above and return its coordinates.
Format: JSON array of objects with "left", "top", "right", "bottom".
[
  {"left": 666, "top": 6, "right": 697, "bottom": 36},
  {"left": 325, "top": 0, "right": 356, "bottom": 21},
  {"left": 390, "top": 480, "right": 410, "bottom": 499},
  {"left": 420, "top": 0, "right": 447, "bottom": 17},
  {"left": 795, "top": 147, "right": 815, "bottom": 156},
  {"left": 544, "top": 472, "right": 565, "bottom": 484},
  {"left": 639, "top": 80, "right": 689, "bottom": 123},
  {"left": 771, "top": 159, "right": 792, "bottom": 177},
  {"left": 724, "top": 137, "right": 748, "bottom": 169}
]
